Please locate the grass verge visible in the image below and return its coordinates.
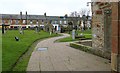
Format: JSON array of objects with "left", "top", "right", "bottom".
[
  {"left": 70, "top": 42, "right": 92, "bottom": 52},
  {"left": 57, "top": 29, "right": 92, "bottom": 42}
]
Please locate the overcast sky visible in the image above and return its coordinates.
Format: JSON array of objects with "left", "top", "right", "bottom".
[{"left": 0, "top": 0, "right": 91, "bottom": 16}]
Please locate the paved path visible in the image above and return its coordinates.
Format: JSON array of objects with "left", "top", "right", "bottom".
[{"left": 27, "top": 33, "right": 110, "bottom": 71}]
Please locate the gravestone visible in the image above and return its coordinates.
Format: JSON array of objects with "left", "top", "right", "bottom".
[
  {"left": 35, "top": 26, "right": 39, "bottom": 33},
  {"left": 19, "top": 26, "right": 24, "bottom": 34},
  {"left": 15, "top": 36, "right": 19, "bottom": 41},
  {"left": 72, "top": 30, "right": 75, "bottom": 40},
  {"left": 37, "top": 22, "right": 40, "bottom": 32},
  {"left": 2, "top": 24, "right": 5, "bottom": 34}
]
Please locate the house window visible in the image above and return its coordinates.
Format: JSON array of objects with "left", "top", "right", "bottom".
[
  {"left": 23, "top": 20, "right": 26, "bottom": 24},
  {"left": 10, "top": 20, "right": 12, "bottom": 24},
  {"left": 16, "top": 20, "right": 18, "bottom": 25},
  {"left": 55, "top": 21, "right": 57, "bottom": 24},
  {"left": 64, "top": 21, "right": 66, "bottom": 24},
  {"left": 30, "top": 20, "right": 32, "bottom": 24},
  {"left": 37, "top": 21, "right": 38, "bottom": 24},
  {"left": 60, "top": 21, "right": 62, "bottom": 24}
]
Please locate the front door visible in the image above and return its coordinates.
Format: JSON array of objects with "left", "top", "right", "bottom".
[{"left": 55, "top": 26, "right": 57, "bottom": 31}]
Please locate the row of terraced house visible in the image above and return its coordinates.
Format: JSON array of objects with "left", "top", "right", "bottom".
[{"left": 0, "top": 13, "right": 91, "bottom": 32}]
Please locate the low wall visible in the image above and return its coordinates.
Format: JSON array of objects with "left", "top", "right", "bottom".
[{"left": 70, "top": 42, "right": 111, "bottom": 60}]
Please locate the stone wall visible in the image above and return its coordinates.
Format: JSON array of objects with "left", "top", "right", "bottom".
[
  {"left": 92, "top": 15, "right": 104, "bottom": 49},
  {"left": 92, "top": 2, "right": 112, "bottom": 59}
]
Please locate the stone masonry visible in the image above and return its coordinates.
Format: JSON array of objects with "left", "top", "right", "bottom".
[{"left": 92, "top": 2, "right": 112, "bottom": 59}]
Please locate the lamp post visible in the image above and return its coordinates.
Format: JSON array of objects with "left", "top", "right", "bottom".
[
  {"left": 64, "top": 14, "right": 68, "bottom": 25},
  {"left": 20, "top": 12, "right": 22, "bottom": 25},
  {"left": 44, "top": 12, "right": 46, "bottom": 21},
  {"left": 26, "top": 11, "right": 27, "bottom": 25},
  {"left": 87, "top": 1, "right": 90, "bottom": 8}
]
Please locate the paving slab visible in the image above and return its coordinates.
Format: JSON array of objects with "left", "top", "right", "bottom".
[{"left": 27, "top": 33, "right": 111, "bottom": 71}]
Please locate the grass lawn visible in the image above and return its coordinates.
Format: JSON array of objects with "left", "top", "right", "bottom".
[
  {"left": 56, "top": 36, "right": 78, "bottom": 42},
  {"left": 2, "top": 30, "right": 59, "bottom": 71},
  {"left": 76, "top": 29, "right": 92, "bottom": 34},
  {"left": 0, "top": 30, "right": 2, "bottom": 72},
  {"left": 57, "top": 29, "right": 92, "bottom": 42}
]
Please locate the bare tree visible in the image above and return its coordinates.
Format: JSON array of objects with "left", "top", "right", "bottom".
[
  {"left": 79, "top": 8, "right": 87, "bottom": 17},
  {"left": 69, "top": 11, "right": 79, "bottom": 17},
  {"left": 69, "top": 12, "right": 74, "bottom": 17},
  {"left": 79, "top": 8, "right": 91, "bottom": 17},
  {"left": 69, "top": 11, "right": 80, "bottom": 31},
  {"left": 68, "top": 8, "right": 91, "bottom": 31},
  {"left": 79, "top": 8, "right": 91, "bottom": 30}
]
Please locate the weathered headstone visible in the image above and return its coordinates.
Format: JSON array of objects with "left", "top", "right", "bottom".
[
  {"left": 37, "top": 22, "right": 40, "bottom": 32},
  {"left": 19, "top": 26, "right": 24, "bottom": 34},
  {"left": 35, "top": 26, "right": 38, "bottom": 33},
  {"left": 72, "top": 30, "right": 75, "bottom": 40}
]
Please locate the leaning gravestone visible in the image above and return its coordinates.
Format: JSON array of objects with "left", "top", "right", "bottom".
[
  {"left": 15, "top": 36, "right": 19, "bottom": 41},
  {"left": 72, "top": 30, "right": 75, "bottom": 40}
]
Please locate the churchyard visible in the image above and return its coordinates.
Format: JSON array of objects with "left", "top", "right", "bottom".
[
  {"left": 1, "top": 2, "right": 120, "bottom": 72},
  {"left": 2, "top": 30, "right": 59, "bottom": 71}
]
